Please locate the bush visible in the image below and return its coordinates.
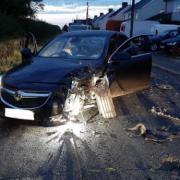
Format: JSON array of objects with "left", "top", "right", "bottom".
[
  {"left": 0, "top": 15, "right": 61, "bottom": 73},
  {"left": 0, "top": 15, "right": 61, "bottom": 43},
  {"left": 19, "top": 18, "right": 61, "bottom": 43},
  {"left": 0, "top": 40, "right": 22, "bottom": 73}
]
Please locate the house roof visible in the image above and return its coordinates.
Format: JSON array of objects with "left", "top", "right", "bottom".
[
  {"left": 124, "top": 0, "right": 152, "bottom": 13},
  {"left": 109, "top": 7, "right": 123, "bottom": 17},
  {"left": 135, "top": 0, "right": 152, "bottom": 9},
  {"left": 109, "top": 5, "right": 132, "bottom": 18},
  {"left": 98, "top": 10, "right": 115, "bottom": 21},
  {"left": 123, "top": 5, "right": 132, "bottom": 13}
]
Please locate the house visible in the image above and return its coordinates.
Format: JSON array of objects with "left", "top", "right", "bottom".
[
  {"left": 124, "top": 0, "right": 180, "bottom": 23},
  {"left": 123, "top": 0, "right": 165, "bottom": 21},
  {"left": 109, "top": 2, "right": 130, "bottom": 21},
  {"left": 165, "top": 0, "right": 180, "bottom": 22},
  {"left": 123, "top": 5, "right": 133, "bottom": 21},
  {"left": 93, "top": 13, "right": 104, "bottom": 29},
  {"left": 98, "top": 9, "right": 115, "bottom": 30},
  {"left": 105, "top": 2, "right": 130, "bottom": 31},
  {"left": 136, "top": 0, "right": 166, "bottom": 21}
]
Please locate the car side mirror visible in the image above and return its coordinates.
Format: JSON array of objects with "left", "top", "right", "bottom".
[
  {"left": 21, "top": 48, "right": 33, "bottom": 62},
  {"left": 109, "top": 52, "right": 131, "bottom": 64}
]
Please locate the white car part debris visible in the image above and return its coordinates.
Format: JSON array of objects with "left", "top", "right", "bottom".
[
  {"left": 64, "top": 94, "right": 85, "bottom": 117},
  {"left": 63, "top": 74, "right": 117, "bottom": 121},
  {"left": 96, "top": 89, "right": 116, "bottom": 119},
  {"left": 95, "top": 75, "right": 116, "bottom": 119}
]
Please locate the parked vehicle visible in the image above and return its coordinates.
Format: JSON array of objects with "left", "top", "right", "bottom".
[
  {"left": 151, "top": 24, "right": 180, "bottom": 35},
  {"left": 160, "top": 35, "right": 180, "bottom": 55},
  {"left": 149, "top": 29, "right": 180, "bottom": 51},
  {"left": 68, "top": 25, "right": 92, "bottom": 31},
  {"left": 0, "top": 31, "right": 152, "bottom": 126},
  {"left": 120, "top": 20, "right": 159, "bottom": 37}
]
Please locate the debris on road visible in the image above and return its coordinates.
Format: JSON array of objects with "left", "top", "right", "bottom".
[
  {"left": 161, "top": 156, "right": 179, "bottom": 164},
  {"left": 105, "top": 167, "right": 117, "bottom": 173},
  {"left": 158, "top": 156, "right": 180, "bottom": 174},
  {"left": 150, "top": 106, "right": 180, "bottom": 124},
  {"left": 155, "top": 84, "right": 173, "bottom": 90},
  {"left": 127, "top": 123, "right": 147, "bottom": 136},
  {"left": 46, "top": 131, "right": 58, "bottom": 136},
  {"left": 92, "top": 130, "right": 107, "bottom": 136},
  {"left": 127, "top": 123, "right": 180, "bottom": 143},
  {"left": 88, "top": 167, "right": 117, "bottom": 174}
]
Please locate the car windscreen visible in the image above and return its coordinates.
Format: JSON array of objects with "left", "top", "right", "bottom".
[{"left": 38, "top": 36, "right": 106, "bottom": 60}]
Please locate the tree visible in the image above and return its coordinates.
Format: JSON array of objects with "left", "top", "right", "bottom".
[{"left": 0, "top": 0, "right": 44, "bottom": 18}]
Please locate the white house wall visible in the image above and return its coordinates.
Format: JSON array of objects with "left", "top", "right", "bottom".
[
  {"left": 171, "top": 0, "right": 180, "bottom": 21},
  {"left": 99, "top": 11, "right": 115, "bottom": 30},
  {"left": 136, "top": 0, "right": 165, "bottom": 20}
]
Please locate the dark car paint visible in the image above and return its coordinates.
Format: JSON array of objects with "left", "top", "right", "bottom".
[{"left": 3, "top": 57, "right": 102, "bottom": 91}]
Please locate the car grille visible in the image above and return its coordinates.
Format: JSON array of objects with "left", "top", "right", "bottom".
[{"left": 0, "top": 88, "right": 51, "bottom": 109}]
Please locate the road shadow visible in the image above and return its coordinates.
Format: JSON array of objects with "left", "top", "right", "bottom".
[
  {"left": 38, "top": 130, "right": 122, "bottom": 180},
  {"left": 0, "top": 118, "right": 37, "bottom": 138}
]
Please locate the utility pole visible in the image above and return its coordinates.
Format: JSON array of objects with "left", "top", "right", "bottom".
[
  {"left": 130, "top": 0, "right": 135, "bottom": 37},
  {"left": 165, "top": 0, "right": 168, "bottom": 14},
  {"left": 86, "top": 1, "right": 89, "bottom": 25}
]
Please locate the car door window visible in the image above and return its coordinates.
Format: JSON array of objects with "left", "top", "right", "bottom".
[
  {"left": 107, "top": 35, "right": 128, "bottom": 59},
  {"left": 108, "top": 36, "right": 118, "bottom": 57},
  {"left": 115, "top": 36, "right": 150, "bottom": 57}
]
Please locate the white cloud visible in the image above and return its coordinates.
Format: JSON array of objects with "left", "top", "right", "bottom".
[
  {"left": 43, "top": 4, "right": 119, "bottom": 14},
  {"left": 37, "top": 4, "right": 120, "bottom": 27}
]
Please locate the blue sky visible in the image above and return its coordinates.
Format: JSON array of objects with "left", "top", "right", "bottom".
[{"left": 37, "top": 0, "right": 133, "bottom": 27}]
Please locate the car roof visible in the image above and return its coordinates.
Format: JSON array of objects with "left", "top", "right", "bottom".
[{"left": 60, "top": 30, "right": 127, "bottom": 38}]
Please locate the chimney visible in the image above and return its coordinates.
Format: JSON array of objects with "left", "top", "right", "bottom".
[
  {"left": 100, "top": 13, "right": 104, "bottom": 16},
  {"left": 122, "top": 2, "right": 128, "bottom": 9},
  {"left": 108, "top": 8, "right": 113, "bottom": 13},
  {"left": 94, "top": 15, "right": 98, "bottom": 19}
]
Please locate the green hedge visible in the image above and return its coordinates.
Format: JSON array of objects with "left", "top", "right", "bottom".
[{"left": 0, "top": 15, "right": 61, "bottom": 43}]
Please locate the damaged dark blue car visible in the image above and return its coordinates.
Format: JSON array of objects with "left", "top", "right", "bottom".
[{"left": 0, "top": 31, "right": 152, "bottom": 126}]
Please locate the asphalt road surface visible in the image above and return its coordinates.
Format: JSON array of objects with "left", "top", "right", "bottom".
[{"left": 0, "top": 54, "right": 180, "bottom": 180}]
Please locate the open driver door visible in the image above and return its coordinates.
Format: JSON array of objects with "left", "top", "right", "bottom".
[{"left": 108, "top": 35, "right": 152, "bottom": 98}]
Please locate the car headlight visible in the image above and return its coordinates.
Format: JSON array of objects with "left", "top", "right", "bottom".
[{"left": 167, "top": 42, "right": 177, "bottom": 46}]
